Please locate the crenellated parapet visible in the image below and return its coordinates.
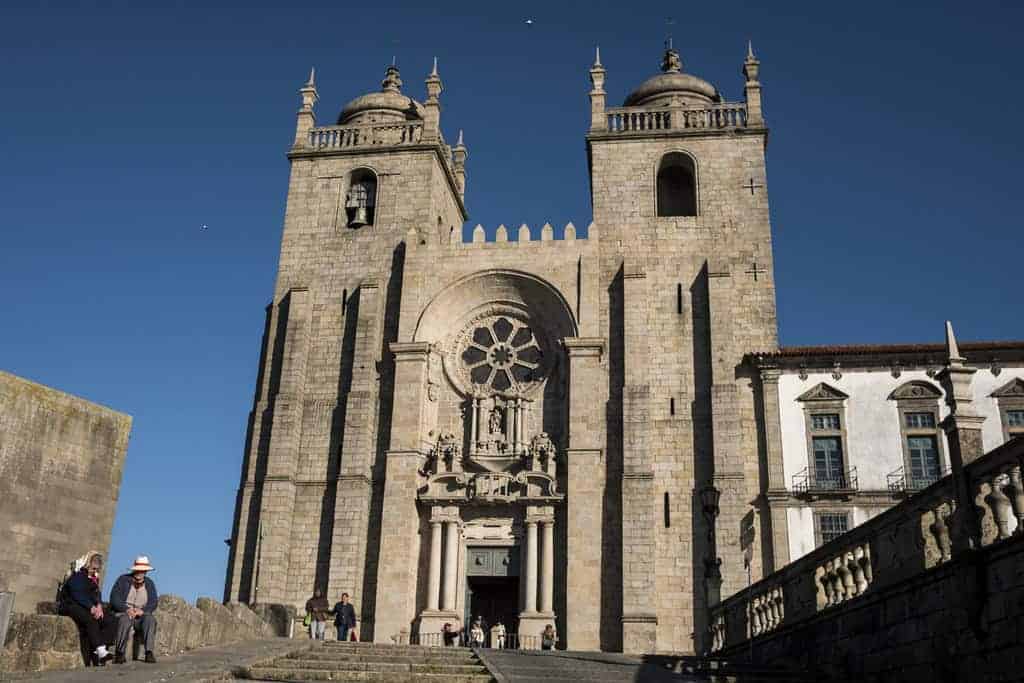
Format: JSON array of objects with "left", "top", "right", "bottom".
[{"left": 426, "top": 221, "right": 594, "bottom": 248}]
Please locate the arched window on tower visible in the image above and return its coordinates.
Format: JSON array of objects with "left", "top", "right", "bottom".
[
  {"left": 656, "top": 152, "right": 697, "bottom": 217},
  {"left": 346, "top": 168, "right": 377, "bottom": 227}
]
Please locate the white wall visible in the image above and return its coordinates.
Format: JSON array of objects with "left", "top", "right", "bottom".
[{"left": 777, "top": 365, "right": 1024, "bottom": 563}]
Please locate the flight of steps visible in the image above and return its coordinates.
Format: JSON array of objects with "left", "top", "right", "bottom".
[{"left": 239, "top": 641, "right": 495, "bottom": 682}]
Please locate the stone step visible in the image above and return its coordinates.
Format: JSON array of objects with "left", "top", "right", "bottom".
[
  {"left": 246, "top": 666, "right": 494, "bottom": 682},
  {"left": 267, "top": 658, "right": 488, "bottom": 674},
  {"left": 320, "top": 643, "right": 475, "bottom": 657},
  {"left": 285, "top": 651, "right": 479, "bottom": 664}
]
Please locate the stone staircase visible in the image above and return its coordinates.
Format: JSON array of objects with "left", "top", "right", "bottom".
[{"left": 239, "top": 641, "right": 494, "bottom": 682}]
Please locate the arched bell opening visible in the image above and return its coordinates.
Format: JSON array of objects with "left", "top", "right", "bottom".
[
  {"left": 345, "top": 167, "right": 377, "bottom": 227},
  {"left": 656, "top": 151, "right": 698, "bottom": 217}
]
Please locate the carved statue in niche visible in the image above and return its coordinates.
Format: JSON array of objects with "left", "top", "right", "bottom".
[
  {"left": 528, "top": 432, "right": 558, "bottom": 478},
  {"left": 422, "top": 430, "right": 461, "bottom": 476}
]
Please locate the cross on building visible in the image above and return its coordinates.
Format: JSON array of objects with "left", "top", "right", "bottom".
[
  {"left": 746, "top": 261, "right": 767, "bottom": 281},
  {"left": 742, "top": 178, "right": 764, "bottom": 195}
]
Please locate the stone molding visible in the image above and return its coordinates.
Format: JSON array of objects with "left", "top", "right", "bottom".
[{"left": 563, "top": 337, "right": 605, "bottom": 358}]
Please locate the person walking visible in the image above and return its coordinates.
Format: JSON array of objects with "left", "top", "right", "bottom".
[
  {"left": 469, "top": 618, "right": 485, "bottom": 648},
  {"left": 109, "top": 555, "right": 159, "bottom": 663},
  {"left": 61, "top": 551, "right": 117, "bottom": 665},
  {"left": 492, "top": 620, "right": 506, "bottom": 649},
  {"left": 305, "top": 589, "right": 329, "bottom": 640},
  {"left": 331, "top": 592, "right": 357, "bottom": 641}
]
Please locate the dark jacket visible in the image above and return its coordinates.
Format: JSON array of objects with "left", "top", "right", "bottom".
[
  {"left": 109, "top": 574, "right": 159, "bottom": 614},
  {"left": 64, "top": 568, "right": 102, "bottom": 610},
  {"left": 332, "top": 601, "right": 357, "bottom": 627},
  {"left": 305, "top": 595, "right": 329, "bottom": 621}
]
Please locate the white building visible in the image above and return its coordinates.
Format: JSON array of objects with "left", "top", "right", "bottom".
[{"left": 748, "top": 340, "right": 1024, "bottom": 566}]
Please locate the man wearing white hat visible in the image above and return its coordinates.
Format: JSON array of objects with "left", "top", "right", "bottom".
[{"left": 109, "top": 555, "right": 159, "bottom": 664}]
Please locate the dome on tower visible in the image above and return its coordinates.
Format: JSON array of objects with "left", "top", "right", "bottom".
[
  {"left": 624, "top": 47, "right": 720, "bottom": 107},
  {"left": 338, "top": 64, "right": 424, "bottom": 125}
]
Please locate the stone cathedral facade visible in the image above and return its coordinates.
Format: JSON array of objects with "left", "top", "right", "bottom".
[{"left": 224, "top": 43, "right": 1024, "bottom": 654}]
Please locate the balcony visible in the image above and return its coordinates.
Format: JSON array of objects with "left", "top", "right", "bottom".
[
  {"left": 886, "top": 465, "right": 946, "bottom": 495},
  {"left": 791, "top": 466, "right": 859, "bottom": 496},
  {"left": 601, "top": 101, "right": 749, "bottom": 135}
]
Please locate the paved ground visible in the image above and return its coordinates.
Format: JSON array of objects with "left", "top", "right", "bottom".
[
  {"left": 0, "top": 639, "right": 307, "bottom": 683},
  {"left": 477, "top": 649, "right": 707, "bottom": 682}
]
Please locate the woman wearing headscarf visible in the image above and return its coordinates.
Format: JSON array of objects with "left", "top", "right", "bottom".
[{"left": 62, "top": 551, "right": 117, "bottom": 665}]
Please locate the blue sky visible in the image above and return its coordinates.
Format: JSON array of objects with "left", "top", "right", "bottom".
[{"left": 1, "top": 1, "right": 1021, "bottom": 601}]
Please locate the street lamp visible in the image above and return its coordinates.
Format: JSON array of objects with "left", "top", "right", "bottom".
[{"left": 699, "top": 485, "right": 721, "bottom": 535}]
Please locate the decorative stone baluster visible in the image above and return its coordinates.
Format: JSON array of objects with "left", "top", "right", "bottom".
[
  {"left": 985, "top": 473, "right": 1013, "bottom": 541},
  {"left": 819, "top": 566, "right": 834, "bottom": 607},
  {"left": 930, "top": 503, "right": 953, "bottom": 563},
  {"left": 1006, "top": 464, "right": 1024, "bottom": 535},
  {"left": 849, "top": 550, "right": 867, "bottom": 594}
]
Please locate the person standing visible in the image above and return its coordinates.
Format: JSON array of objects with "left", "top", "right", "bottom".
[
  {"left": 492, "top": 620, "right": 506, "bottom": 649},
  {"left": 305, "top": 589, "right": 329, "bottom": 640},
  {"left": 61, "top": 551, "right": 116, "bottom": 665},
  {"left": 109, "top": 555, "right": 159, "bottom": 663},
  {"left": 331, "top": 592, "right": 357, "bottom": 641}
]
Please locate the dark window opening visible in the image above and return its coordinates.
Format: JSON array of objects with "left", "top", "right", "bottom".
[
  {"left": 664, "top": 492, "right": 671, "bottom": 528},
  {"left": 676, "top": 283, "right": 683, "bottom": 314},
  {"left": 670, "top": 397, "right": 676, "bottom": 416},
  {"left": 656, "top": 153, "right": 697, "bottom": 217}
]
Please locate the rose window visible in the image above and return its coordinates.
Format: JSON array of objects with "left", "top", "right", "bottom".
[{"left": 460, "top": 316, "right": 543, "bottom": 392}]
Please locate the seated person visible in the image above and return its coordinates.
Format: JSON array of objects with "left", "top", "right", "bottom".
[
  {"left": 109, "top": 555, "right": 159, "bottom": 664},
  {"left": 61, "top": 551, "right": 116, "bottom": 665}
]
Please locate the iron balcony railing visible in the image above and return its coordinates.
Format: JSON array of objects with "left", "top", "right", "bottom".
[
  {"left": 791, "top": 466, "right": 859, "bottom": 495},
  {"left": 886, "top": 465, "right": 947, "bottom": 494}
]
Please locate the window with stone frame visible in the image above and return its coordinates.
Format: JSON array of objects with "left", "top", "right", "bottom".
[
  {"left": 991, "top": 377, "right": 1024, "bottom": 443},
  {"left": 889, "top": 381, "right": 946, "bottom": 492},
  {"left": 814, "top": 511, "right": 850, "bottom": 547},
  {"left": 796, "top": 382, "right": 852, "bottom": 492}
]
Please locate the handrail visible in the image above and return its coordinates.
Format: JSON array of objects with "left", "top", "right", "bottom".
[{"left": 306, "top": 121, "right": 423, "bottom": 150}]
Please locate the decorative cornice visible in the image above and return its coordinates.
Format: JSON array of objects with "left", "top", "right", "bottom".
[
  {"left": 888, "top": 380, "right": 943, "bottom": 401},
  {"left": 991, "top": 377, "right": 1024, "bottom": 398},
  {"left": 796, "top": 382, "right": 849, "bottom": 402}
]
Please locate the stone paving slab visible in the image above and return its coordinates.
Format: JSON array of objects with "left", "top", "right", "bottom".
[
  {"left": 0, "top": 638, "right": 306, "bottom": 682},
  {"left": 476, "top": 649, "right": 705, "bottom": 682}
]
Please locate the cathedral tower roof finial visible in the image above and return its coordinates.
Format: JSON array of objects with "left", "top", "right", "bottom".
[
  {"left": 431, "top": 56, "right": 438, "bottom": 77},
  {"left": 306, "top": 66, "right": 316, "bottom": 88},
  {"left": 381, "top": 62, "right": 402, "bottom": 93},
  {"left": 747, "top": 39, "right": 755, "bottom": 60},
  {"left": 661, "top": 44, "right": 682, "bottom": 73},
  {"left": 594, "top": 45, "right": 602, "bottom": 67}
]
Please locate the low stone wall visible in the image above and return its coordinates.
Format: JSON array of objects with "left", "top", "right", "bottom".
[{"left": 0, "top": 595, "right": 280, "bottom": 673}]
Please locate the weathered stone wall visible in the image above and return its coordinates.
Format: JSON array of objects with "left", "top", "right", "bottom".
[
  {"left": 0, "top": 595, "right": 279, "bottom": 673},
  {"left": 716, "top": 537, "right": 1024, "bottom": 682},
  {"left": 711, "top": 437, "right": 1024, "bottom": 682},
  {"left": 0, "top": 370, "right": 132, "bottom": 613}
]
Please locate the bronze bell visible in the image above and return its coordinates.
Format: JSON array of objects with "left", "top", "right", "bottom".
[{"left": 349, "top": 206, "right": 369, "bottom": 227}]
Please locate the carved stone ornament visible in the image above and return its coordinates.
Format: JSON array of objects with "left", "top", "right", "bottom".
[
  {"left": 831, "top": 362, "right": 842, "bottom": 381},
  {"left": 528, "top": 432, "right": 558, "bottom": 477},
  {"left": 798, "top": 365, "right": 808, "bottom": 381},
  {"left": 796, "top": 382, "right": 849, "bottom": 402},
  {"left": 991, "top": 377, "right": 1024, "bottom": 397},
  {"left": 888, "top": 380, "right": 943, "bottom": 401},
  {"left": 417, "top": 469, "right": 562, "bottom": 503},
  {"left": 890, "top": 363, "right": 902, "bottom": 379},
  {"left": 438, "top": 304, "right": 554, "bottom": 398},
  {"left": 421, "top": 430, "right": 462, "bottom": 477}
]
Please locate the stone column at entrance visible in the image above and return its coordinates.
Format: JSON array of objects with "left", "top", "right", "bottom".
[
  {"left": 427, "top": 519, "right": 443, "bottom": 611},
  {"left": 523, "top": 519, "right": 538, "bottom": 613},
  {"left": 540, "top": 519, "right": 554, "bottom": 613},
  {"left": 442, "top": 518, "right": 460, "bottom": 611},
  {"left": 519, "top": 505, "right": 556, "bottom": 647},
  {"left": 418, "top": 505, "right": 461, "bottom": 637}
]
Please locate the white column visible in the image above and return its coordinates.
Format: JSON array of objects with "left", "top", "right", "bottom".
[
  {"left": 442, "top": 520, "right": 459, "bottom": 611},
  {"left": 427, "top": 520, "right": 443, "bottom": 610},
  {"left": 540, "top": 519, "right": 554, "bottom": 613},
  {"left": 470, "top": 398, "right": 478, "bottom": 451},
  {"left": 524, "top": 520, "right": 538, "bottom": 612}
]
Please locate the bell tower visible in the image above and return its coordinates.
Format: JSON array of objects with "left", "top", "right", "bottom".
[
  {"left": 224, "top": 58, "right": 468, "bottom": 641},
  {"left": 586, "top": 44, "right": 779, "bottom": 653}
]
